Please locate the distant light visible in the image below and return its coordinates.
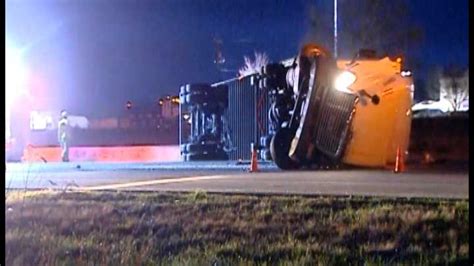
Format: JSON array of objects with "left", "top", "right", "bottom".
[
  {"left": 126, "top": 101, "right": 132, "bottom": 109},
  {"left": 423, "top": 152, "right": 435, "bottom": 164},
  {"left": 171, "top": 97, "right": 180, "bottom": 104},
  {"left": 158, "top": 99, "right": 164, "bottom": 105},
  {"left": 396, "top": 57, "right": 402, "bottom": 63},
  {"left": 5, "top": 42, "right": 28, "bottom": 140},
  {"left": 6, "top": 44, "right": 28, "bottom": 99},
  {"left": 6, "top": 44, "right": 28, "bottom": 106},
  {"left": 401, "top": 70, "right": 412, "bottom": 77},
  {"left": 183, "top": 114, "right": 190, "bottom": 120}
]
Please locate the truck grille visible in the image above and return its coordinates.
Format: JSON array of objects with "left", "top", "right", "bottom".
[{"left": 313, "top": 89, "right": 356, "bottom": 159}]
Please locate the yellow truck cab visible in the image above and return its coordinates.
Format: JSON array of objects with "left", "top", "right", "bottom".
[
  {"left": 337, "top": 56, "right": 414, "bottom": 168},
  {"left": 267, "top": 44, "right": 414, "bottom": 169}
]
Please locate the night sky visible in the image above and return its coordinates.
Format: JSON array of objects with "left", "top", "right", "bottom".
[{"left": 6, "top": 0, "right": 469, "bottom": 117}]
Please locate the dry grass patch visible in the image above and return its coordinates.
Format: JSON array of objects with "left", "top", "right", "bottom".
[{"left": 5, "top": 191, "right": 469, "bottom": 265}]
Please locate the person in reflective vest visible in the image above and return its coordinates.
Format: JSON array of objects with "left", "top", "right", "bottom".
[{"left": 58, "top": 110, "right": 70, "bottom": 162}]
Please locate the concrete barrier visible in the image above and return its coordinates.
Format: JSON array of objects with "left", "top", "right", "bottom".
[{"left": 22, "top": 145, "right": 181, "bottom": 163}]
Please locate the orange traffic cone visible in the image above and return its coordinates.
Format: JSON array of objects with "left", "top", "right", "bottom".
[
  {"left": 394, "top": 146, "right": 405, "bottom": 173},
  {"left": 250, "top": 143, "right": 258, "bottom": 172}
]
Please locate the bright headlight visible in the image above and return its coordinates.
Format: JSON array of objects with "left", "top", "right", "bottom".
[{"left": 334, "top": 71, "right": 356, "bottom": 93}]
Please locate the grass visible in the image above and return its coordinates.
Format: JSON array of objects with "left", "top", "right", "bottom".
[{"left": 5, "top": 191, "right": 469, "bottom": 265}]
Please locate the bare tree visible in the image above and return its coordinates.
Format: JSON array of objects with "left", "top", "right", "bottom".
[
  {"left": 440, "top": 68, "right": 469, "bottom": 111},
  {"left": 238, "top": 52, "right": 269, "bottom": 77}
]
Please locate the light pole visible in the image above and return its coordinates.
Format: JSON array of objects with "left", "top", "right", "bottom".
[{"left": 334, "top": 0, "right": 338, "bottom": 58}]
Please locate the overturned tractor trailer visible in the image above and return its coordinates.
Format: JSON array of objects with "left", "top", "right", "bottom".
[{"left": 179, "top": 43, "right": 414, "bottom": 169}]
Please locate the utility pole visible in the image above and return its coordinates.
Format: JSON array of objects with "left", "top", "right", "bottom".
[{"left": 334, "top": 0, "right": 338, "bottom": 58}]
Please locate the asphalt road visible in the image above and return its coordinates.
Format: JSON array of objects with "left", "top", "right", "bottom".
[{"left": 5, "top": 161, "right": 469, "bottom": 199}]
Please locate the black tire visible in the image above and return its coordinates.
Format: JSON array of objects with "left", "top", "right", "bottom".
[
  {"left": 185, "top": 93, "right": 211, "bottom": 105},
  {"left": 185, "top": 83, "right": 212, "bottom": 94},
  {"left": 263, "top": 63, "right": 284, "bottom": 76},
  {"left": 180, "top": 144, "right": 188, "bottom": 154},
  {"left": 184, "top": 84, "right": 228, "bottom": 108},
  {"left": 263, "top": 64, "right": 286, "bottom": 88},
  {"left": 184, "top": 83, "right": 213, "bottom": 105},
  {"left": 200, "top": 102, "right": 226, "bottom": 114},
  {"left": 311, "top": 152, "right": 339, "bottom": 169},
  {"left": 215, "top": 151, "right": 229, "bottom": 160},
  {"left": 215, "top": 91, "right": 228, "bottom": 109},
  {"left": 179, "top": 92, "right": 187, "bottom": 105},
  {"left": 179, "top": 85, "right": 187, "bottom": 96},
  {"left": 270, "top": 128, "right": 299, "bottom": 170},
  {"left": 185, "top": 93, "right": 227, "bottom": 108},
  {"left": 186, "top": 143, "right": 219, "bottom": 154},
  {"left": 185, "top": 151, "right": 228, "bottom": 161},
  {"left": 260, "top": 148, "right": 272, "bottom": 161},
  {"left": 260, "top": 135, "right": 273, "bottom": 148},
  {"left": 214, "top": 84, "right": 229, "bottom": 101}
]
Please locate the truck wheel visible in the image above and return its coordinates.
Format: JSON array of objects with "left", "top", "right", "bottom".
[
  {"left": 216, "top": 94, "right": 228, "bottom": 109},
  {"left": 200, "top": 102, "right": 226, "bottom": 114},
  {"left": 260, "top": 148, "right": 272, "bottom": 161},
  {"left": 180, "top": 144, "right": 188, "bottom": 154},
  {"left": 179, "top": 85, "right": 187, "bottom": 96},
  {"left": 185, "top": 93, "right": 210, "bottom": 105},
  {"left": 214, "top": 85, "right": 229, "bottom": 108},
  {"left": 187, "top": 143, "right": 219, "bottom": 154},
  {"left": 214, "top": 150, "right": 229, "bottom": 160},
  {"left": 179, "top": 93, "right": 187, "bottom": 105},
  {"left": 270, "top": 128, "right": 299, "bottom": 170},
  {"left": 184, "top": 83, "right": 213, "bottom": 105},
  {"left": 185, "top": 83, "right": 212, "bottom": 94},
  {"left": 185, "top": 94, "right": 227, "bottom": 108},
  {"left": 185, "top": 151, "right": 228, "bottom": 161},
  {"left": 184, "top": 84, "right": 227, "bottom": 108},
  {"left": 260, "top": 135, "right": 273, "bottom": 148}
]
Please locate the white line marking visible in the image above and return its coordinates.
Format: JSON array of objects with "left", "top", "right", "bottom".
[{"left": 75, "top": 175, "right": 232, "bottom": 191}]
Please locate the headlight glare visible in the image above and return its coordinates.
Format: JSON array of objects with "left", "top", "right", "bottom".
[{"left": 334, "top": 71, "right": 356, "bottom": 93}]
